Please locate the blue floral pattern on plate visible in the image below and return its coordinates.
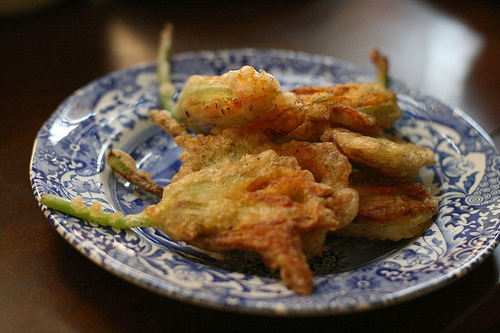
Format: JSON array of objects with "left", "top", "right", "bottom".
[{"left": 30, "top": 49, "right": 500, "bottom": 315}]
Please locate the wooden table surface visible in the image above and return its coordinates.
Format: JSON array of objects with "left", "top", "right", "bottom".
[{"left": 1, "top": 0, "right": 499, "bottom": 331}]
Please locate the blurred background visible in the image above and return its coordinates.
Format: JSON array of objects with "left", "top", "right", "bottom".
[{"left": 2, "top": 0, "right": 499, "bottom": 140}]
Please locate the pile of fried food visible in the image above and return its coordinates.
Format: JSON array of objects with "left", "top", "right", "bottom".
[{"left": 41, "top": 26, "right": 439, "bottom": 295}]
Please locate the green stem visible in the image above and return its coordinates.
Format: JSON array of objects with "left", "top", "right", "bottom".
[
  {"left": 157, "top": 23, "right": 176, "bottom": 114},
  {"left": 106, "top": 149, "right": 164, "bottom": 198},
  {"left": 370, "top": 49, "right": 389, "bottom": 87},
  {"left": 40, "top": 194, "right": 156, "bottom": 229}
]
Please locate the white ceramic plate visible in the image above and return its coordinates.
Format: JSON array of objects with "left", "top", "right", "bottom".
[{"left": 31, "top": 49, "right": 500, "bottom": 315}]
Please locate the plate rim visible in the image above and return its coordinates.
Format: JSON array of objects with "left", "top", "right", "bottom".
[{"left": 30, "top": 48, "right": 500, "bottom": 316}]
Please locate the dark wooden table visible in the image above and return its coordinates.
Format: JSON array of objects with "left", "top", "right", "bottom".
[{"left": 2, "top": 0, "right": 499, "bottom": 331}]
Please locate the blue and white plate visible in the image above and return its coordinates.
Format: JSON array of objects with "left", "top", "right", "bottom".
[{"left": 31, "top": 49, "right": 500, "bottom": 315}]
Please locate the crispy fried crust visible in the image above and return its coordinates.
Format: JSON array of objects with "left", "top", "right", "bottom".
[
  {"left": 143, "top": 149, "right": 358, "bottom": 294},
  {"left": 321, "top": 128, "right": 435, "bottom": 179},
  {"left": 146, "top": 111, "right": 360, "bottom": 294},
  {"left": 334, "top": 172, "right": 439, "bottom": 241},
  {"left": 274, "top": 141, "right": 351, "bottom": 190},
  {"left": 334, "top": 214, "right": 436, "bottom": 241},
  {"left": 352, "top": 181, "right": 438, "bottom": 226},
  {"left": 195, "top": 222, "right": 314, "bottom": 295},
  {"left": 285, "top": 82, "right": 402, "bottom": 140},
  {"left": 173, "top": 66, "right": 282, "bottom": 133},
  {"left": 150, "top": 110, "right": 353, "bottom": 190},
  {"left": 144, "top": 55, "right": 438, "bottom": 292}
]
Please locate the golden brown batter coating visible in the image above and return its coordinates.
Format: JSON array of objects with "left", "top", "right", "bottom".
[
  {"left": 143, "top": 150, "right": 358, "bottom": 294},
  {"left": 321, "top": 128, "right": 435, "bottom": 179},
  {"left": 335, "top": 172, "right": 439, "bottom": 241}
]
